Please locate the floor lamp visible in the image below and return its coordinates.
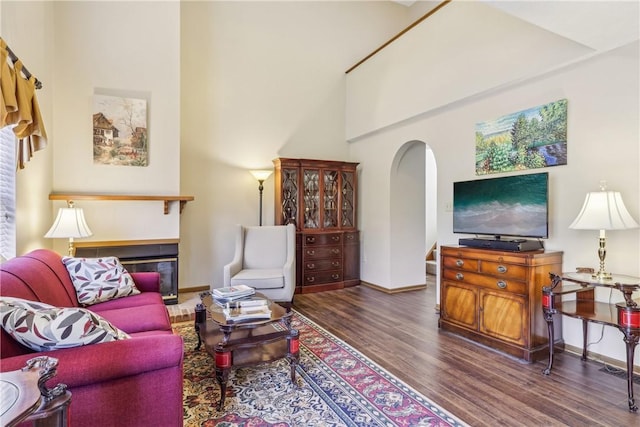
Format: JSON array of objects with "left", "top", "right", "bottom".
[
  {"left": 44, "top": 201, "right": 93, "bottom": 256},
  {"left": 250, "top": 170, "right": 273, "bottom": 226},
  {"left": 569, "top": 183, "right": 638, "bottom": 280}
]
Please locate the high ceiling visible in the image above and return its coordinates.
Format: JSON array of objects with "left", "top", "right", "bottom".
[{"left": 394, "top": 1, "right": 639, "bottom": 52}]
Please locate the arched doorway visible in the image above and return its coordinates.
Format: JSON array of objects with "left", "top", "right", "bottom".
[{"left": 389, "top": 140, "right": 437, "bottom": 287}]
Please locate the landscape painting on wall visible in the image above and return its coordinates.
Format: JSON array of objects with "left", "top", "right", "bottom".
[
  {"left": 93, "top": 94, "right": 148, "bottom": 166},
  {"left": 475, "top": 99, "right": 567, "bottom": 175}
]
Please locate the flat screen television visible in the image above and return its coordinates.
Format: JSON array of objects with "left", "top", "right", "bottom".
[{"left": 453, "top": 172, "right": 549, "bottom": 240}]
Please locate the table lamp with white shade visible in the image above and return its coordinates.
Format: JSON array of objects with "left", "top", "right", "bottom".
[
  {"left": 569, "top": 182, "right": 639, "bottom": 280},
  {"left": 44, "top": 201, "right": 93, "bottom": 256}
]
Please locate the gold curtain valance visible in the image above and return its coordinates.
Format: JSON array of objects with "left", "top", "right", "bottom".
[{"left": 0, "top": 37, "right": 47, "bottom": 169}]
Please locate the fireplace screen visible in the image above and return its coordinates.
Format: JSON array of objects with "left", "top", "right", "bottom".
[
  {"left": 74, "top": 242, "right": 179, "bottom": 305},
  {"left": 120, "top": 258, "right": 178, "bottom": 304}
]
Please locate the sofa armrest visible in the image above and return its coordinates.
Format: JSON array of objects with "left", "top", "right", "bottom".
[
  {"left": 130, "top": 272, "right": 161, "bottom": 293},
  {"left": 0, "top": 333, "right": 183, "bottom": 389}
]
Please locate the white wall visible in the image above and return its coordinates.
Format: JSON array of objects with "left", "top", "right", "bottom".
[
  {"left": 179, "top": 1, "right": 412, "bottom": 289},
  {"left": 49, "top": 1, "right": 181, "bottom": 255},
  {"left": 346, "top": 1, "right": 595, "bottom": 141},
  {"left": 4, "top": 0, "right": 414, "bottom": 285},
  {"left": 347, "top": 5, "right": 639, "bottom": 366},
  {"left": 5, "top": 1, "right": 183, "bottom": 255},
  {"left": 425, "top": 148, "right": 437, "bottom": 250}
]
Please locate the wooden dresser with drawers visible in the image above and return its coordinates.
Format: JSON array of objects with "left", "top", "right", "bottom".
[{"left": 439, "top": 245, "right": 563, "bottom": 362}]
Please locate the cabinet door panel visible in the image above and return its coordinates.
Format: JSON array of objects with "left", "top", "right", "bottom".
[
  {"left": 279, "top": 167, "right": 298, "bottom": 226},
  {"left": 441, "top": 282, "right": 478, "bottom": 330},
  {"left": 480, "top": 290, "right": 526, "bottom": 345},
  {"left": 303, "top": 169, "right": 320, "bottom": 229},
  {"left": 341, "top": 170, "right": 356, "bottom": 228},
  {"left": 323, "top": 170, "right": 339, "bottom": 228},
  {"left": 343, "top": 231, "right": 359, "bottom": 281}
]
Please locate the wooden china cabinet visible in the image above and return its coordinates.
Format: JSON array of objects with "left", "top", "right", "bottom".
[{"left": 273, "top": 158, "right": 360, "bottom": 294}]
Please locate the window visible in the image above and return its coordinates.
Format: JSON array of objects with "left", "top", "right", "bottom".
[{"left": 0, "top": 126, "right": 16, "bottom": 261}]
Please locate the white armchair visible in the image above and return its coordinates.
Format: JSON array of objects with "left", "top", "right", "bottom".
[{"left": 223, "top": 224, "right": 296, "bottom": 305}]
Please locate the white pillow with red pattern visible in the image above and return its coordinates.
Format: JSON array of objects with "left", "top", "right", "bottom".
[
  {"left": 0, "top": 297, "right": 130, "bottom": 352},
  {"left": 62, "top": 256, "right": 140, "bottom": 306}
]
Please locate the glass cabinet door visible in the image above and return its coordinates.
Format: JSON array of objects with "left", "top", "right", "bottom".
[
  {"left": 323, "top": 170, "right": 339, "bottom": 228},
  {"left": 280, "top": 167, "right": 298, "bottom": 226},
  {"left": 303, "top": 169, "right": 320, "bottom": 229},
  {"left": 275, "top": 158, "right": 358, "bottom": 232},
  {"left": 341, "top": 170, "right": 355, "bottom": 228}
]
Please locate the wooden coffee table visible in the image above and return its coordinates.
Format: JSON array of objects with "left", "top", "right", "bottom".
[{"left": 194, "top": 292, "right": 300, "bottom": 410}]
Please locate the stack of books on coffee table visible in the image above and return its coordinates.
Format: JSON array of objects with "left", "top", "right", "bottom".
[
  {"left": 222, "top": 301, "right": 271, "bottom": 322},
  {"left": 212, "top": 285, "right": 271, "bottom": 321},
  {"left": 212, "top": 285, "right": 255, "bottom": 305}
]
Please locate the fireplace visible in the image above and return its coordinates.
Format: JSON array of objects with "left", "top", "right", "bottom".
[{"left": 74, "top": 240, "right": 179, "bottom": 305}]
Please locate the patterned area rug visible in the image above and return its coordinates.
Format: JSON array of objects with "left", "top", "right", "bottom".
[{"left": 177, "top": 311, "right": 468, "bottom": 426}]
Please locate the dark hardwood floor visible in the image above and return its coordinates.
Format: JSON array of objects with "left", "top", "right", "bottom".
[{"left": 292, "top": 277, "right": 638, "bottom": 426}]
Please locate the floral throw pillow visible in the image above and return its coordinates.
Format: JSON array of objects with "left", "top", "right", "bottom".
[
  {"left": 0, "top": 296, "right": 130, "bottom": 352},
  {"left": 62, "top": 256, "right": 140, "bottom": 306}
]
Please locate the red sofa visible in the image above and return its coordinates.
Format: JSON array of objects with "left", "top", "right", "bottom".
[{"left": 0, "top": 249, "right": 184, "bottom": 427}]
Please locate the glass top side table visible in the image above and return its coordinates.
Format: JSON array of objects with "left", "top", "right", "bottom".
[{"left": 542, "top": 272, "right": 640, "bottom": 412}]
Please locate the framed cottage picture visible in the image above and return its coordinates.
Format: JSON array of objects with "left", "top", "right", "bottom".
[
  {"left": 93, "top": 94, "right": 148, "bottom": 166},
  {"left": 475, "top": 99, "right": 567, "bottom": 175}
]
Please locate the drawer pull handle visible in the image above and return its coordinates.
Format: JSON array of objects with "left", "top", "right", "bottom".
[
  {"left": 346, "top": 234, "right": 354, "bottom": 240},
  {"left": 456, "top": 273, "right": 464, "bottom": 280},
  {"left": 332, "top": 262, "right": 340, "bottom": 268},
  {"left": 331, "top": 274, "right": 340, "bottom": 280},
  {"left": 306, "top": 276, "right": 315, "bottom": 283},
  {"left": 306, "top": 263, "right": 315, "bottom": 270},
  {"left": 456, "top": 259, "right": 464, "bottom": 267},
  {"left": 497, "top": 280, "right": 507, "bottom": 289},
  {"left": 307, "top": 236, "right": 316, "bottom": 243},
  {"left": 497, "top": 265, "right": 507, "bottom": 274},
  {"left": 332, "top": 236, "right": 340, "bottom": 242},
  {"left": 331, "top": 249, "right": 340, "bottom": 255},
  {"left": 306, "top": 250, "right": 315, "bottom": 256}
]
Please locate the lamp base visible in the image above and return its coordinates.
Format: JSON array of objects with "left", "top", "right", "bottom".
[
  {"left": 592, "top": 236, "right": 611, "bottom": 281},
  {"left": 592, "top": 270, "right": 612, "bottom": 281},
  {"left": 67, "top": 238, "right": 75, "bottom": 257}
]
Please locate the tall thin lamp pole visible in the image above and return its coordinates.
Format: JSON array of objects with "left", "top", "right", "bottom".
[
  {"left": 250, "top": 170, "right": 273, "bottom": 226},
  {"left": 257, "top": 179, "right": 265, "bottom": 226}
]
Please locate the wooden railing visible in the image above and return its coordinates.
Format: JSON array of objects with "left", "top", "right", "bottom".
[{"left": 345, "top": 0, "right": 451, "bottom": 74}]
